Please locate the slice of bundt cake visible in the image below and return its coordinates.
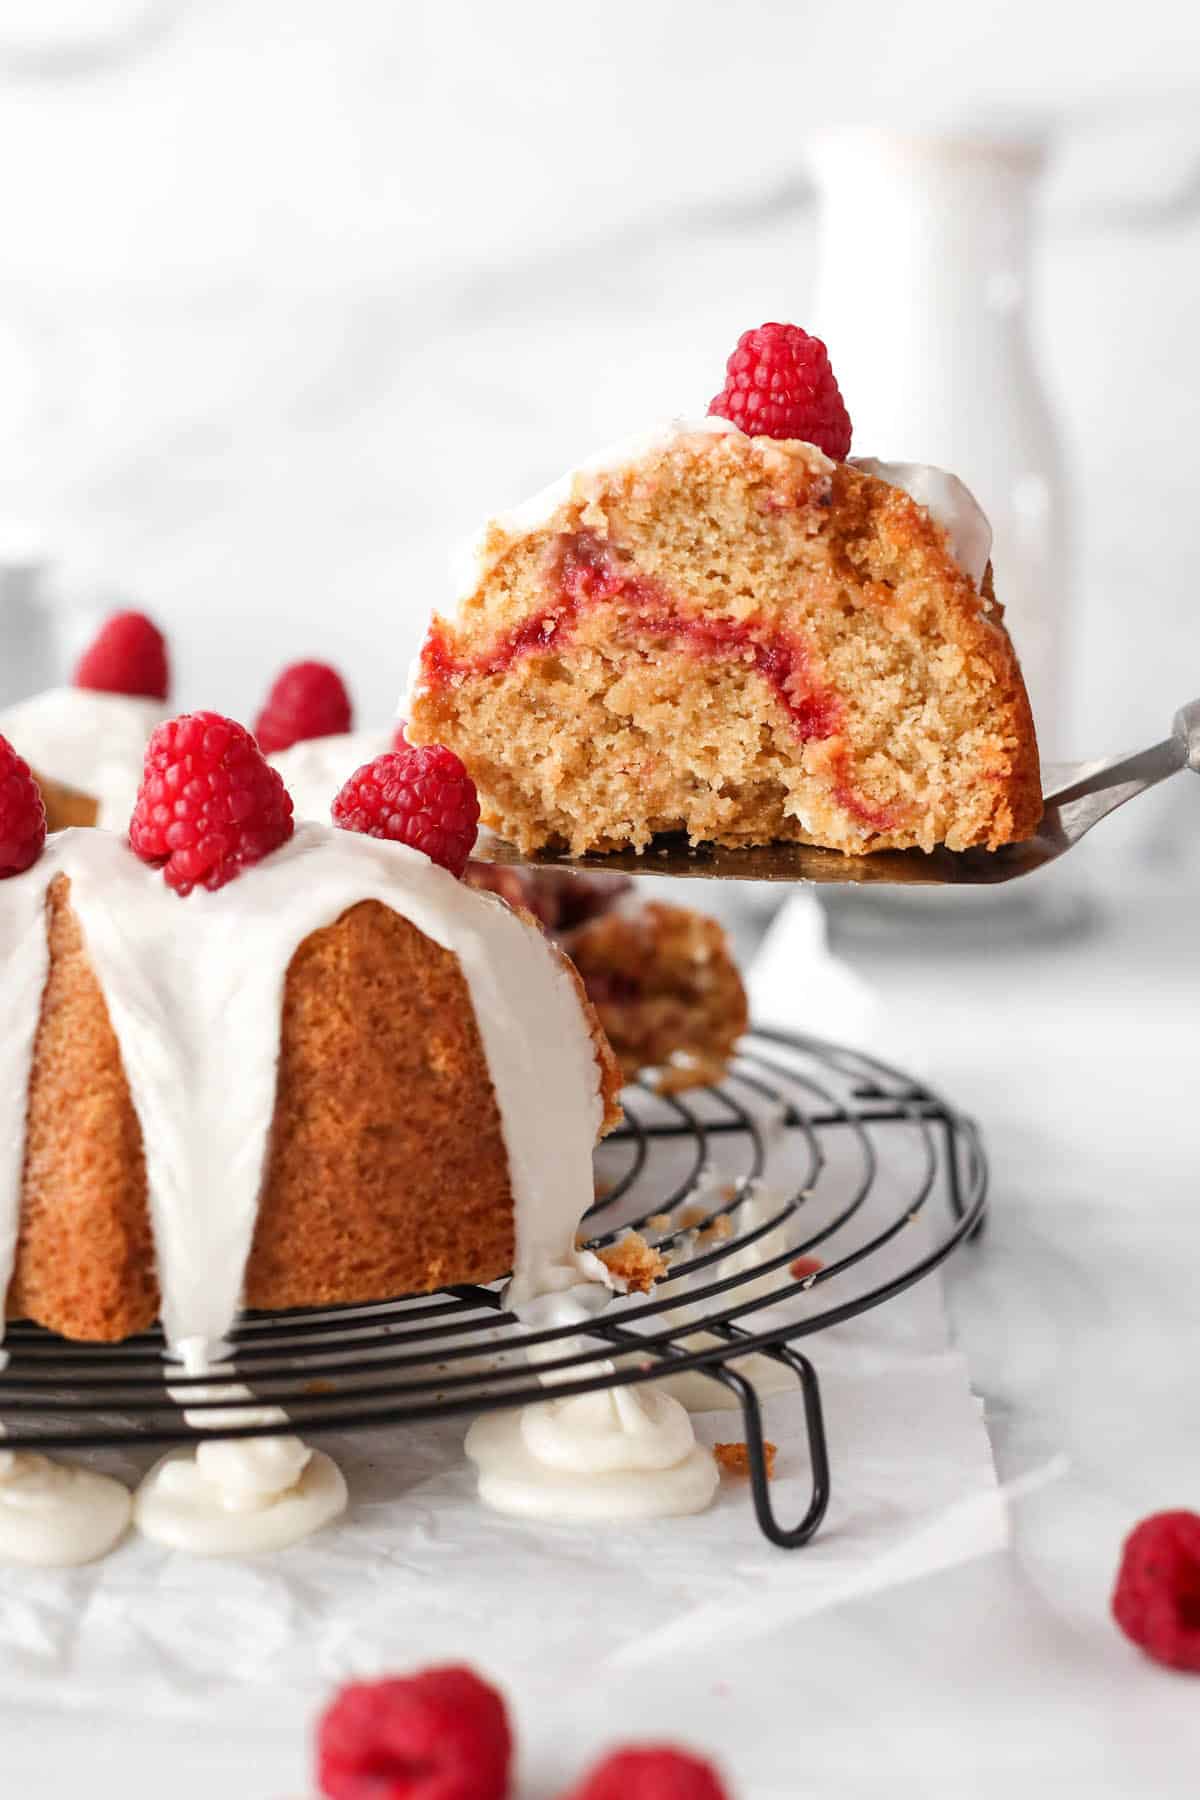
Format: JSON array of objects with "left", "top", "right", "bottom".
[
  {"left": 406, "top": 326, "right": 1041, "bottom": 857},
  {"left": 0, "top": 723, "right": 621, "bottom": 1346}
]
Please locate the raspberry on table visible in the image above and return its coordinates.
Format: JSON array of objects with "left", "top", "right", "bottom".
[
  {"left": 709, "top": 322, "right": 853, "bottom": 460},
  {"left": 129, "top": 711, "right": 295, "bottom": 895},
  {"left": 316, "top": 1665, "right": 512, "bottom": 1800},
  {"left": 1112, "top": 1509, "right": 1200, "bottom": 1672},
  {"left": 561, "top": 1744, "right": 731, "bottom": 1800},
  {"left": 0, "top": 736, "right": 47, "bottom": 877},
  {"left": 333, "top": 744, "right": 480, "bottom": 878},
  {"left": 74, "top": 610, "right": 170, "bottom": 701},
  {"left": 254, "top": 660, "right": 354, "bottom": 754}
]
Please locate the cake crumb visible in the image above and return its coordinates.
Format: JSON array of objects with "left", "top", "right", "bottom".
[
  {"left": 677, "top": 1203, "right": 709, "bottom": 1231},
  {"left": 699, "top": 1214, "right": 734, "bottom": 1244},
  {"left": 655, "top": 1054, "right": 727, "bottom": 1095},
  {"left": 596, "top": 1232, "right": 669, "bottom": 1294},
  {"left": 646, "top": 1212, "right": 673, "bottom": 1233},
  {"left": 304, "top": 1378, "right": 337, "bottom": 1396},
  {"left": 714, "top": 1440, "right": 777, "bottom": 1479}
]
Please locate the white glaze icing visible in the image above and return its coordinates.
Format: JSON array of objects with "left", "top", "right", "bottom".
[
  {"left": 466, "top": 1284, "right": 718, "bottom": 1522},
  {"left": 134, "top": 1371, "right": 346, "bottom": 1555},
  {"left": 851, "top": 457, "right": 993, "bottom": 589},
  {"left": 0, "top": 687, "right": 166, "bottom": 828},
  {"left": 0, "top": 1450, "right": 131, "bottom": 1565},
  {"left": 267, "top": 731, "right": 391, "bottom": 823},
  {"left": 0, "top": 823, "right": 607, "bottom": 1354}
]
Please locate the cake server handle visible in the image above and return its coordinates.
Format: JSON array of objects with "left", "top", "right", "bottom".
[
  {"left": 1173, "top": 696, "right": 1200, "bottom": 774},
  {"left": 1042, "top": 697, "right": 1200, "bottom": 849}
]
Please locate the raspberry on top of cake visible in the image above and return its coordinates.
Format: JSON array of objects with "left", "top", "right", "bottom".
[{"left": 406, "top": 323, "right": 1041, "bottom": 858}]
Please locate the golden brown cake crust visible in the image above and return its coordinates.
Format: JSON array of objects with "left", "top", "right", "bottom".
[
  {"left": 32, "top": 771, "right": 100, "bottom": 833},
  {"left": 11, "top": 884, "right": 622, "bottom": 1343},
  {"left": 11, "top": 875, "right": 157, "bottom": 1341},
  {"left": 409, "top": 431, "right": 1042, "bottom": 857}
]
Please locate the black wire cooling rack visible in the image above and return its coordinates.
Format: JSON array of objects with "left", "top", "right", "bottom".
[{"left": 0, "top": 1027, "right": 986, "bottom": 1549}]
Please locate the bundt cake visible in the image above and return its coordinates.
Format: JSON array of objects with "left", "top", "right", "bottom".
[
  {"left": 1, "top": 823, "right": 621, "bottom": 1346},
  {"left": 406, "top": 360, "right": 1042, "bottom": 857}
]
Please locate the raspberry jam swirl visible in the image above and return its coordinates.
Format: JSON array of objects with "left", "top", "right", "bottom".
[{"left": 421, "top": 530, "right": 901, "bottom": 833}]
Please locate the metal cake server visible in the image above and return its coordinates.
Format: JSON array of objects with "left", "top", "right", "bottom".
[{"left": 473, "top": 698, "right": 1200, "bottom": 887}]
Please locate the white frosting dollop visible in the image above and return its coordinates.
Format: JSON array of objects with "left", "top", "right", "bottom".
[
  {"left": 135, "top": 1368, "right": 346, "bottom": 1554},
  {"left": 135, "top": 1444, "right": 346, "bottom": 1554},
  {"left": 267, "top": 731, "right": 391, "bottom": 824},
  {"left": 0, "top": 1450, "right": 131, "bottom": 1565},
  {"left": 520, "top": 1384, "right": 695, "bottom": 1473},
  {"left": 465, "top": 1393, "right": 717, "bottom": 1522},
  {"left": 0, "top": 687, "right": 166, "bottom": 827},
  {"left": 851, "top": 458, "right": 993, "bottom": 589},
  {"left": 0, "top": 824, "right": 607, "bottom": 1354},
  {"left": 466, "top": 1284, "right": 718, "bottom": 1522}
]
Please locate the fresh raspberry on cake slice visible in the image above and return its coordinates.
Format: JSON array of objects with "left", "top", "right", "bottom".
[{"left": 406, "top": 324, "right": 1041, "bottom": 857}]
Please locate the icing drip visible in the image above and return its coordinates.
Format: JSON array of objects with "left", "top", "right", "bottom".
[
  {"left": 0, "top": 687, "right": 166, "bottom": 827},
  {"left": 0, "top": 824, "right": 607, "bottom": 1353}
]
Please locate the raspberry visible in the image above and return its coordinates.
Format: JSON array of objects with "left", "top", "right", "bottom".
[
  {"left": 316, "top": 1666, "right": 512, "bottom": 1800},
  {"left": 129, "top": 711, "right": 294, "bottom": 895},
  {"left": 1112, "top": 1510, "right": 1200, "bottom": 1672},
  {"left": 561, "top": 1745, "right": 730, "bottom": 1800},
  {"left": 333, "top": 745, "right": 479, "bottom": 878},
  {"left": 0, "top": 736, "right": 47, "bottom": 877},
  {"left": 709, "top": 322, "right": 852, "bottom": 459},
  {"left": 254, "top": 660, "right": 354, "bottom": 754},
  {"left": 74, "top": 610, "right": 170, "bottom": 701}
]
